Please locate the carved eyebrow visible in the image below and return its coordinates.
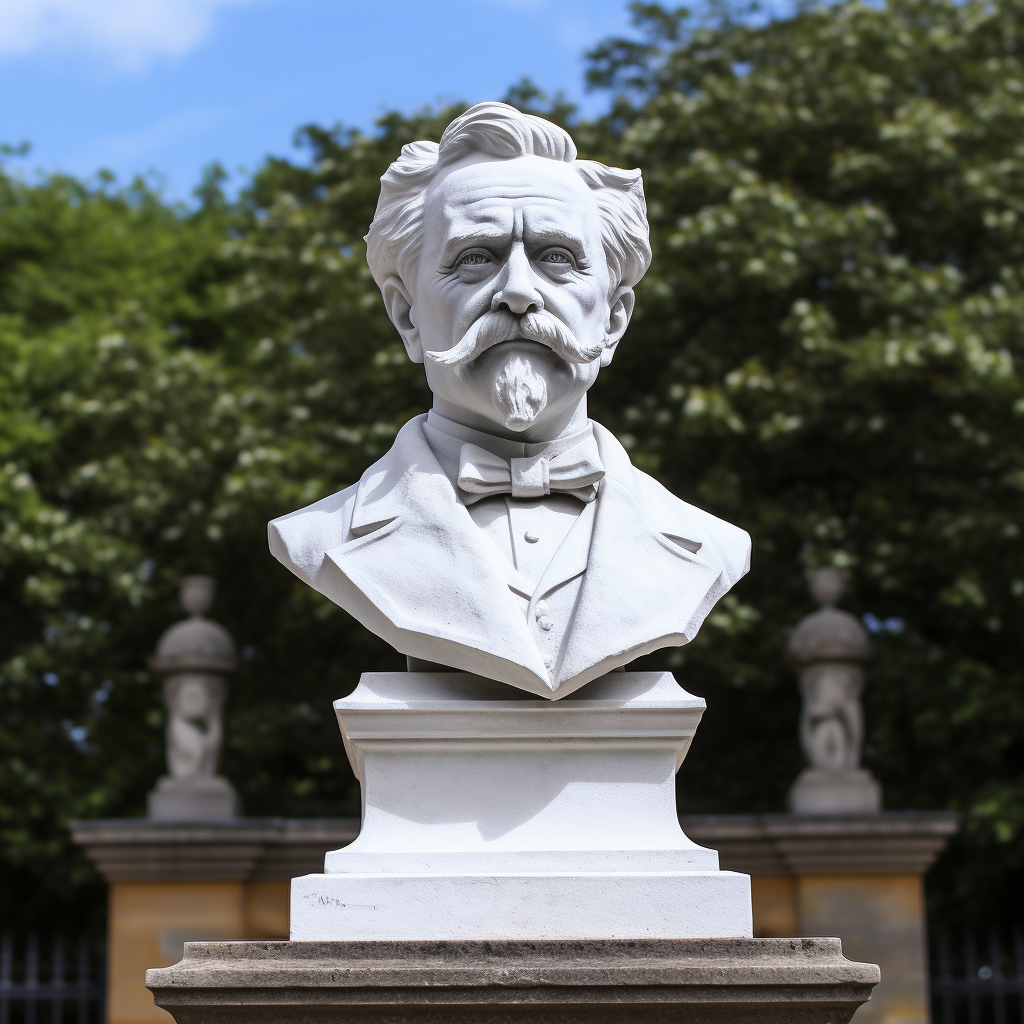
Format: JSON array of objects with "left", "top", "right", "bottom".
[
  {"left": 440, "top": 229, "right": 510, "bottom": 266},
  {"left": 440, "top": 227, "right": 590, "bottom": 269},
  {"left": 524, "top": 228, "right": 588, "bottom": 257}
]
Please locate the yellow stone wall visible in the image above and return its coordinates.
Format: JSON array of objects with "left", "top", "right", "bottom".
[
  {"left": 751, "top": 873, "right": 929, "bottom": 1024},
  {"left": 108, "top": 872, "right": 929, "bottom": 1024},
  {"left": 750, "top": 875, "right": 799, "bottom": 937},
  {"left": 107, "top": 880, "right": 289, "bottom": 1024}
]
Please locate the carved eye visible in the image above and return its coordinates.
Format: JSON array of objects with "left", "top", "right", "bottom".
[
  {"left": 540, "top": 251, "right": 573, "bottom": 265},
  {"left": 459, "top": 252, "right": 490, "bottom": 266}
]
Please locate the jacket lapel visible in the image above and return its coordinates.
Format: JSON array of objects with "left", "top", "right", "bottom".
[
  {"left": 321, "top": 417, "right": 552, "bottom": 691},
  {"left": 554, "top": 426, "right": 727, "bottom": 694}
]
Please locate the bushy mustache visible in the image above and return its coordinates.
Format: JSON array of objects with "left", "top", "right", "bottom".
[{"left": 424, "top": 309, "right": 604, "bottom": 367}]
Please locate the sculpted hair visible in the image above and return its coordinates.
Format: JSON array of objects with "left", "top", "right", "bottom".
[{"left": 365, "top": 102, "right": 652, "bottom": 297}]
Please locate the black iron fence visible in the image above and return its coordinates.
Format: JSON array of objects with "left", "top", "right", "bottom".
[
  {"left": 932, "top": 928, "right": 1024, "bottom": 1023},
  {"left": 0, "top": 935, "right": 105, "bottom": 1024}
]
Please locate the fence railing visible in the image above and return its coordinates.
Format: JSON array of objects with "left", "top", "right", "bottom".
[
  {"left": 931, "top": 928, "right": 1024, "bottom": 1023},
  {"left": 0, "top": 934, "right": 105, "bottom": 1024}
]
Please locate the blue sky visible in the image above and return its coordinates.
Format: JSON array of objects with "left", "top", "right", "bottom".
[{"left": 1, "top": 0, "right": 639, "bottom": 201}]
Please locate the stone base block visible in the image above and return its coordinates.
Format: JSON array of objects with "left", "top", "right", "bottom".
[
  {"left": 146, "top": 937, "right": 879, "bottom": 1024},
  {"left": 147, "top": 776, "right": 240, "bottom": 822},
  {"left": 788, "top": 769, "right": 882, "bottom": 815},
  {"left": 306, "top": 671, "right": 751, "bottom": 942},
  {"left": 290, "top": 870, "right": 751, "bottom": 941}
]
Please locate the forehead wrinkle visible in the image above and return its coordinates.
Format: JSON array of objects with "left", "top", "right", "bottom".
[
  {"left": 432, "top": 164, "right": 593, "bottom": 208},
  {"left": 451, "top": 189, "right": 591, "bottom": 212},
  {"left": 453, "top": 182, "right": 588, "bottom": 200},
  {"left": 436, "top": 204, "right": 513, "bottom": 263},
  {"left": 446, "top": 197, "right": 591, "bottom": 237},
  {"left": 424, "top": 155, "right": 600, "bottom": 239},
  {"left": 521, "top": 207, "right": 591, "bottom": 246},
  {"left": 442, "top": 200, "right": 512, "bottom": 228},
  {"left": 428, "top": 169, "right": 602, "bottom": 267}
]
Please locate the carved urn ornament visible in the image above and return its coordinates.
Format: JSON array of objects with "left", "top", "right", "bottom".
[
  {"left": 787, "top": 568, "right": 882, "bottom": 814},
  {"left": 146, "top": 576, "right": 240, "bottom": 821}
]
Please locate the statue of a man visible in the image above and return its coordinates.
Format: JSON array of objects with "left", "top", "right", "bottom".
[{"left": 269, "top": 102, "right": 750, "bottom": 698}]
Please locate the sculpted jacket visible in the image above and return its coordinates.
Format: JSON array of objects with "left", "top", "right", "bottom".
[{"left": 268, "top": 415, "right": 751, "bottom": 699}]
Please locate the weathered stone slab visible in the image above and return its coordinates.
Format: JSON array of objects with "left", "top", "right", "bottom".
[{"left": 146, "top": 936, "right": 878, "bottom": 1023}]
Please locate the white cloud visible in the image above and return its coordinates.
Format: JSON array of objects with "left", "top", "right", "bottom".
[{"left": 0, "top": 0, "right": 260, "bottom": 72}]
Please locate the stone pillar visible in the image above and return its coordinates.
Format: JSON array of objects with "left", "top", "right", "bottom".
[
  {"left": 71, "top": 818, "right": 358, "bottom": 1024},
  {"left": 681, "top": 813, "right": 957, "bottom": 1024},
  {"left": 669, "top": 566, "right": 959, "bottom": 1024},
  {"left": 674, "top": 567, "right": 957, "bottom": 1023},
  {"left": 146, "top": 577, "right": 240, "bottom": 822},
  {"left": 72, "top": 582, "right": 361, "bottom": 1024},
  {"left": 787, "top": 568, "right": 882, "bottom": 814}
]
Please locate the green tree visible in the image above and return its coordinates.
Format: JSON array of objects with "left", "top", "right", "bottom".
[
  {"left": 0, "top": 113, "right": 454, "bottom": 930},
  {"left": 581, "top": 0, "right": 1024, "bottom": 922},
  {"left": 4, "top": 0, "right": 1024, "bottom": 934},
  {"left": 0, "top": 168, "right": 243, "bottom": 927}
]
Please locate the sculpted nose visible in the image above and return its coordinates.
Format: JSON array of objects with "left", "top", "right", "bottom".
[{"left": 491, "top": 245, "right": 543, "bottom": 316}]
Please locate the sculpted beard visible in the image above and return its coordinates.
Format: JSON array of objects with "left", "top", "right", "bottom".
[{"left": 494, "top": 355, "right": 548, "bottom": 431}]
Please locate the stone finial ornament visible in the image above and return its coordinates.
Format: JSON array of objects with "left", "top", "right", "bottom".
[
  {"left": 787, "top": 568, "right": 882, "bottom": 814},
  {"left": 146, "top": 576, "right": 241, "bottom": 821}
]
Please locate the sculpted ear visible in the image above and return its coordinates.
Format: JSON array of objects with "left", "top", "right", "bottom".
[
  {"left": 600, "top": 286, "right": 635, "bottom": 367},
  {"left": 381, "top": 276, "right": 422, "bottom": 363}
]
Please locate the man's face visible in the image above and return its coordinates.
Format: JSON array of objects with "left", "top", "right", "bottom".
[{"left": 404, "top": 154, "right": 626, "bottom": 438}]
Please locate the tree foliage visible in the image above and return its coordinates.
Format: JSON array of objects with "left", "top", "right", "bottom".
[
  {"left": 583, "top": 0, "right": 1024, "bottom": 921},
  {"left": 2, "top": 0, "right": 1023, "bottom": 930}
]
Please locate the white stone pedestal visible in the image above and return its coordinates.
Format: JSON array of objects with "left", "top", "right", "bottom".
[
  {"left": 788, "top": 767, "right": 882, "bottom": 814},
  {"left": 290, "top": 671, "right": 751, "bottom": 941},
  {"left": 147, "top": 775, "right": 240, "bottom": 822}
]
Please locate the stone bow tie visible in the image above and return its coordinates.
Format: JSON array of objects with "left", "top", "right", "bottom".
[{"left": 457, "top": 435, "right": 605, "bottom": 504}]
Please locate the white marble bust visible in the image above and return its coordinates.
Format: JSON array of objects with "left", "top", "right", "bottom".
[{"left": 269, "top": 102, "right": 750, "bottom": 699}]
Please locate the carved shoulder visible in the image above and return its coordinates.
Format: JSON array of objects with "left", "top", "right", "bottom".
[
  {"left": 267, "top": 483, "right": 359, "bottom": 586},
  {"left": 630, "top": 468, "right": 751, "bottom": 587}
]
